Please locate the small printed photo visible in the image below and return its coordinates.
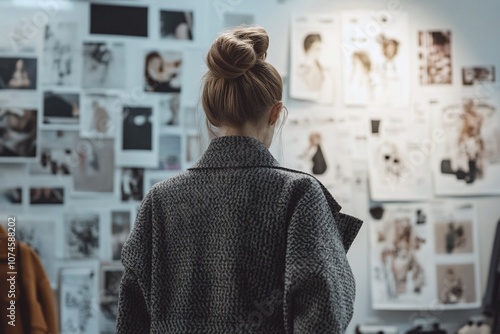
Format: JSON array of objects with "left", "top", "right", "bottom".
[
  {"left": 0, "top": 57, "right": 37, "bottom": 90},
  {"left": 159, "top": 94, "right": 180, "bottom": 126},
  {"left": 100, "top": 299, "right": 119, "bottom": 334},
  {"left": 82, "top": 42, "right": 125, "bottom": 89},
  {"left": 29, "top": 187, "right": 64, "bottom": 205},
  {"left": 186, "top": 133, "right": 202, "bottom": 165},
  {"left": 81, "top": 94, "right": 120, "bottom": 138},
  {"left": 415, "top": 208, "right": 427, "bottom": 225},
  {"left": 436, "top": 263, "right": 477, "bottom": 305},
  {"left": 418, "top": 30, "right": 452, "bottom": 85},
  {"left": 64, "top": 213, "right": 100, "bottom": 259},
  {"left": 102, "top": 267, "right": 123, "bottom": 299},
  {"left": 0, "top": 187, "right": 22, "bottom": 205},
  {"left": 462, "top": 66, "right": 495, "bottom": 86},
  {"left": 122, "top": 106, "right": 153, "bottom": 151},
  {"left": 30, "top": 130, "right": 79, "bottom": 176},
  {"left": 158, "top": 134, "right": 182, "bottom": 171},
  {"left": 0, "top": 107, "right": 37, "bottom": 159},
  {"left": 144, "top": 50, "right": 182, "bottom": 93},
  {"left": 121, "top": 167, "right": 144, "bottom": 202},
  {"left": 160, "top": 10, "right": 194, "bottom": 40},
  {"left": 434, "top": 220, "right": 474, "bottom": 254},
  {"left": 43, "top": 91, "right": 80, "bottom": 126},
  {"left": 111, "top": 210, "right": 132, "bottom": 261}
]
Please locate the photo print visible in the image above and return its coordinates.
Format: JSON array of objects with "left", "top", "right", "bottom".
[
  {"left": 91, "top": 3, "right": 148, "bottom": 37},
  {"left": 0, "top": 186, "right": 22, "bottom": 205},
  {"left": 433, "top": 98, "right": 500, "bottom": 195},
  {"left": 436, "top": 263, "right": 478, "bottom": 306},
  {"left": 0, "top": 107, "right": 37, "bottom": 161},
  {"left": 63, "top": 212, "right": 101, "bottom": 259},
  {"left": 72, "top": 139, "right": 115, "bottom": 195},
  {"left": 29, "top": 187, "right": 64, "bottom": 205},
  {"left": 0, "top": 57, "right": 37, "bottom": 90},
  {"left": 144, "top": 50, "right": 182, "bottom": 93},
  {"left": 121, "top": 167, "right": 144, "bottom": 202},
  {"left": 290, "top": 15, "right": 336, "bottom": 103},
  {"left": 368, "top": 111, "right": 433, "bottom": 201},
  {"left": 118, "top": 105, "right": 158, "bottom": 168},
  {"left": 370, "top": 204, "right": 434, "bottom": 309},
  {"left": 43, "top": 91, "right": 80, "bottom": 127},
  {"left": 82, "top": 42, "right": 125, "bottom": 89},
  {"left": 81, "top": 93, "right": 120, "bottom": 139},
  {"left": 42, "top": 21, "right": 79, "bottom": 87},
  {"left": 110, "top": 210, "right": 132, "bottom": 261},
  {"left": 159, "top": 94, "right": 181, "bottom": 127},
  {"left": 158, "top": 133, "right": 182, "bottom": 171},
  {"left": 100, "top": 265, "right": 124, "bottom": 334},
  {"left": 462, "top": 66, "right": 495, "bottom": 86},
  {"left": 341, "top": 11, "right": 410, "bottom": 107},
  {"left": 418, "top": 30, "right": 452, "bottom": 85},
  {"left": 60, "top": 267, "right": 99, "bottom": 334},
  {"left": 30, "top": 130, "right": 79, "bottom": 176},
  {"left": 185, "top": 131, "right": 202, "bottom": 166},
  {"left": 160, "top": 10, "right": 194, "bottom": 40},
  {"left": 283, "top": 113, "right": 353, "bottom": 186},
  {"left": 12, "top": 216, "right": 59, "bottom": 284}
]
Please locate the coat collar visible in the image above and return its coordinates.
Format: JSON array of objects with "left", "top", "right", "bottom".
[{"left": 188, "top": 135, "right": 281, "bottom": 169}]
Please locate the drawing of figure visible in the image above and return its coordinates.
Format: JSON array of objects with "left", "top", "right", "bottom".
[
  {"left": 91, "top": 100, "right": 110, "bottom": 135},
  {"left": 299, "top": 132, "right": 327, "bottom": 175},
  {"left": 377, "top": 142, "right": 404, "bottom": 184},
  {"left": 350, "top": 51, "right": 373, "bottom": 102},
  {"left": 441, "top": 268, "right": 465, "bottom": 304}
]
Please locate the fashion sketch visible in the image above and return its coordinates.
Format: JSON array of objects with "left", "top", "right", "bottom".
[
  {"left": 370, "top": 204, "right": 433, "bottom": 309},
  {"left": 82, "top": 42, "right": 125, "bottom": 89},
  {"left": 0, "top": 107, "right": 37, "bottom": 160},
  {"left": 299, "top": 132, "right": 328, "bottom": 175},
  {"left": 290, "top": 15, "right": 335, "bottom": 103},
  {"left": 434, "top": 98, "right": 500, "bottom": 195},
  {"left": 60, "top": 267, "right": 99, "bottom": 334},
  {"left": 342, "top": 11, "right": 409, "bottom": 106},
  {"left": 42, "top": 21, "right": 78, "bottom": 87},
  {"left": 436, "top": 264, "right": 477, "bottom": 305},
  {"left": 81, "top": 94, "right": 120, "bottom": 139},
  {"left": 418, "top": 31, "right": 452, "bottom": 84},
  {"left": 433, "top": 202, "right": 476, "bottom": 255},
  {"left": 144, "top": 50, "right": 182, "bottom": 93}
]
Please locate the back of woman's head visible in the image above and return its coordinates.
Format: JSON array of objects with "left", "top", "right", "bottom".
[{"left": 202, "top": 26, "right": 283, "bottom": 128}]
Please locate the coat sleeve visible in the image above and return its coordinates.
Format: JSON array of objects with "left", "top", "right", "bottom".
[
  {"left": 116, "top": 191, "right": 154, "bottom": 334},
  {"left": 283, "top": 180, "right": 361, "bottom": 334}
]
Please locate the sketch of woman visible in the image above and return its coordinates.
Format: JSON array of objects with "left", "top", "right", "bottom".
[
  {"left": 377, "top": 142, "right": 404, "bottom": 185},
  {"left": 378, "top": 34, "right": 400, "bottom": 76},
  {"left": 441, "top": 268, "right": 465, "bottom": 304},
  {"left": 8, "top": 59, "right": 31, "bottom": 88},
  {"left": 91, "top": 100, "right": 110, "bottom": 135},
  {"left": 299, "top": 132, "right": 327, "bottom": 175},
  {"left": 350, "top": 51, "right": 373, "bottom": 102}
]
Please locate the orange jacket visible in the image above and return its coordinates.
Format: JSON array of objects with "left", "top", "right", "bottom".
[{"left": 0, "top": 224, "right": 59, "bottom": 334}]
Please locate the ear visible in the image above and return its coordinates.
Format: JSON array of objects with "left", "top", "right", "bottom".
[{"left": 268, "top": 102, "right": 283, "bottom": 126}]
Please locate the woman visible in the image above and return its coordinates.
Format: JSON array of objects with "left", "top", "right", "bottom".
[{"left": 117, "top": 26, "right": 362, "bottom": 333}]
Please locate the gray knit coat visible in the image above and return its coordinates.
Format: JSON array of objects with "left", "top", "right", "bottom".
[{"left": 116, "top": 135, "right": 363, "bottom": 334}]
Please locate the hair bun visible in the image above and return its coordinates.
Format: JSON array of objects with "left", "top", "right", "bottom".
[{"left": 206, "top": 26, "right": 270, "bottom": 79}]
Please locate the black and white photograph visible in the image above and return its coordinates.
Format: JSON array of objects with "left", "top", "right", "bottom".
[
  {"left": 12, "top": 216, "right": 60, "bottom": 285},
  {"left": 418, "top": 30, "right": 452, "bottom": 85},
  {"left": 370, "top": 204, "right": 434, "bottom": 309},
  {"left": 462, "top": 65, "right": 495, "bottom": 86},
  {"left": 0, "top": 107, "right": 37, "bottom": 161},
  {"left": 0, "top": 186, "right": 22, "bottom": 205},
  {"left": 72, "top": 139, "right": 115, "bottom": 194},
  {"left": 160, "top": 10, "right": 194, "bottom": 40},
  {"left": 290, "top": 15, "right": 335, "bottom": 103},
  {"left": 434, "top": 220, "right": 474, "bottom": 255},
  {"left": 144, "top": 50, "right": 182, "bottom": 93},
  {"left": 111, "top": 210, "right": 132, "bottom": 261},
  {"left": 30, "top": 130, "right": 79, "bottom": 176},
  {"left": 64, "top": 212, "right": 101, "bottom": 259},
  {"left": 342, "top": 11, "right": 410, "bottom": 106},
  {"left": 82, "top": 42, "right": 126, "bottom": 89},
  {"left": 185, "top": 132, "right": 202, "bottom": 166},
  {"left": 158, "top": 133, "right": 182, "bottom": 171},
  {"left": 102, "top": 265, "right": 124, "bottom": 299},
  {"left": 121, "top": 167, "right": 144, "bottom": 202},
  {"left": 433, "top": 98, "right": 500, "bottom": 195},
  {"left": 60, "top": 267, "right": 99, "bottom": 334},
  {"left": 91, "top": 3, "right": 148, "bottom": 37},
  {"left": 100, "top": 299, "right": 119, "bottom": 334},
  {"left": 29, "top": 187, "right": 64, "bottom": 205},
  {"left": 81, "top": 94, "right": 120, "bottom": 138},
  {"left": 42, "top": 21, "right": 79, "bottom": 87},
  {"left": 159, "top": 94, "right": 181, "bottom": 127},
  {"left": 0, "top": 57, "right": 37, "bottom": 90},
  {"left": 43, "top": 91, "right": 80, "bottom": 127},
  {"left": 436, "top": 263, "right": 478, "bottom": 306}
]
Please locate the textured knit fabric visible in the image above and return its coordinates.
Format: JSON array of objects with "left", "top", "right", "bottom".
[{"left": 116, "top": 135, "right": 363, "bottom": 334}]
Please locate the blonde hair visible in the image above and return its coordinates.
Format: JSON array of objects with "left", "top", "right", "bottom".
[{"left": 202, "top": 26, "right": 283, "bottom": 129}]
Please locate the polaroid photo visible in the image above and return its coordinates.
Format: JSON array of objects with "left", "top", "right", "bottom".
[
  {"left": 80, "top": 93, "right": 121, "bottom": 139},
  {"left": 0, "top": 107, "right": 38, "bottom": 162},
  {"left": 0, "top": 57, "right": 37, "bottom": 90},
  {"left": 43, "top": 90, "right": 80, "bottom": 128},
  {"left": 82, "top": 41, "right": 126, "bottom": 89},
  {"left": 63, "top": 211, "right": 103, "bottom": 260},
  {"left": 120, "top": 167, "right": 144, "bottom": 203},
  {"left": 160, "top": 10, "right": 194, "bottom": 41},
  {"left": 144, "top": 49, "right": 182, "bottom": 93}
]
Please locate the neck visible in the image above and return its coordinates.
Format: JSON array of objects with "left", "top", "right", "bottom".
[{"left": 218, "top": 123, "right": 273, "bottom": 148}]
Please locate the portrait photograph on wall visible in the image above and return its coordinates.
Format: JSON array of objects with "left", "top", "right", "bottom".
[
  {"left": 43, "top": 91, "right": 80, "bottom": 127},
  {"left": 160, "top": 9, "right": 194, "bottom": 40},
  {"left": 0, "top": 57, "right": 37, "bottom": 90},
  {"left": 144, "top": 50, "right": 183, "bottom": 93},
  {"left": 0, "top": 107, "right": 37, "bottom": 161},
  {"left": 341, "top": 11, "right": 410, "bottom": 107},
  {"left": 290, "top": 14, "right": 336, "bottom": 103}
]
